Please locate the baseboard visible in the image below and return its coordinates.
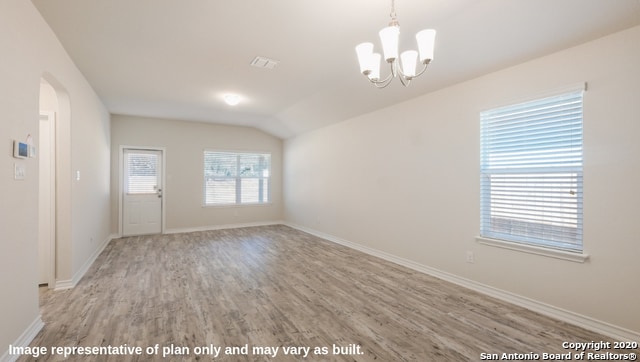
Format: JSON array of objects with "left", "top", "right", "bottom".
[
  {"left": 53, "top": 279, "right": 74, "bottom": 291},
  {"left": 54, "top": 233, "right": 116, "bottom": 291},
  {"left": 0, "top": 316, "right": 44, "bottom": 362},
  {"left": 284, "top": 222, "right": 639, "bottom": 341},
  {"left": 165, "top": 220, "right": 285, "bottom": 234}
]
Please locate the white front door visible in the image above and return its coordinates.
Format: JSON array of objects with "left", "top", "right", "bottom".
[{"left": 122, "top": 149, "right": 163, "bottom": 236}]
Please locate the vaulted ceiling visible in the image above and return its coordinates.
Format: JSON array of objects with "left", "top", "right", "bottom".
[{"left": 33, "top": 0, "right": 640, "bottom": 139}]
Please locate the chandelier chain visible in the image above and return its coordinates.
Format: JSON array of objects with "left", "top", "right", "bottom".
[{"left": 389, "top": 0, "right": 398, "bottom": 26}]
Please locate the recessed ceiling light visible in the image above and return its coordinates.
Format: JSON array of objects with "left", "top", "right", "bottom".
[{"left": 223, "top": 94, "right": 241, "bottom": 106}]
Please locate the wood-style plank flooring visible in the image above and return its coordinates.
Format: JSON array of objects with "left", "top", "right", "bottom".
[{"left": 21, "top": 225, "right": 610, "bottom": 361}]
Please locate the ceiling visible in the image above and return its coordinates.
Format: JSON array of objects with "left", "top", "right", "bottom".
[{"left": 32, "top": 0, "right": 640, "bottom": 139}]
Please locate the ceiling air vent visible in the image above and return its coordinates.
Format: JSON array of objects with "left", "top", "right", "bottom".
[{"left": 250, "top": 56, "right": 280, "bottom": 70}]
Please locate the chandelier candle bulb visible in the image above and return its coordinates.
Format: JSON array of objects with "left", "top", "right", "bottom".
[
  {"left": 416, "top": 29, "right": 436, "bottom": 62},
  {"left": 369, "top": 53, "right": 382, "bottom": 80},
  {"left": 379, "top": 26, "right": 400, "bottom": 61},
  {"left": 355, "top": 42, "right": 374, "bottom": 74},
  {"left": 400, "top": 50, "right": 418, "bottom": 78}
]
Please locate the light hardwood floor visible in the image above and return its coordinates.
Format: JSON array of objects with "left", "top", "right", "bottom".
[{"left": 22, "top": 225, "right": 610, "bottom": 361}]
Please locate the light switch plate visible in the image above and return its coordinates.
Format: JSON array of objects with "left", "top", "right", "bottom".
[{"left": 14, "top": 163, "right": 25, "bottom": 180}]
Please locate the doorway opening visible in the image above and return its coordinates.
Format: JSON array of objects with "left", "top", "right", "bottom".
[
  {"left": 38, "top": 79, "right": 57, "bottom": 288},
  {"left": 38, "top": 110, "right": 56, "bottom": 287},
  {"left": 38, "top": 74, "right": 72, "bottom": 291}
]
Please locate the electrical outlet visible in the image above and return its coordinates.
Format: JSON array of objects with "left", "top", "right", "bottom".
[{"left": 466, "top": 251, "right": 475, "bottom": 263}]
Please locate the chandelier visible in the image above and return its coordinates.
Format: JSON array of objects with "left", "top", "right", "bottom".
[{"left": 355, "top": 0, "right": 436, "bottom": 88}]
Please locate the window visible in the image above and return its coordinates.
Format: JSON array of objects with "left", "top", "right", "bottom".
[
  {"left": 480, "top": 90, "right": 583, "bottom": 252},
  {"left": 204, "top": 151, "right": 271, "bottom": 205}
]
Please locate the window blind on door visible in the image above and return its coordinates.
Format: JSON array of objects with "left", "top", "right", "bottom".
[{"left": 125, "top": 152, "right": 159, "bottom": 194}]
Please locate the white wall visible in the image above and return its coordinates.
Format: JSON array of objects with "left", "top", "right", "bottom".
[
  {"left": 0, "top": 0, "right": 111, "bottom": 356},
  {"left": 111, "top": 115, "right": 283, "bottom": 233},
  {"left": 284, "top": 26, "right": 640, "bottom": 335}
]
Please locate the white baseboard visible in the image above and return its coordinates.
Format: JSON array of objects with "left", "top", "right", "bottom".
[
  {"left": 53, "top": 279, "right": 74, "bottom": 291},
  {"left": 0, "top": 316, "right": 44, "bottom": 362},
  {"left": 54, "top": 233, "right": 116, "bottom": 291},
  {"left": 165, "top": 220, "right": 284, "bottom": 235},
  {"left": 284, "top": 222, "right": 640, "bottom": 341}
]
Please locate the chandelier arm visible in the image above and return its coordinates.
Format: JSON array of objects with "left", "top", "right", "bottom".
[
  {"left": 396, "top": 62, "right": 408, "bottom": 79},
  {"left": 395, "top": 62, "right": 412, "bottom": 87},
  {"left": 398, "top": 74, "right": 410, "bottom": 87},
  {"left": 366, "top": 61, "right": 395, "bottom": 88},
  {"left": 413, "top": 61, "right": 430, "bottom": 78},
  {"left": 369, "top": 73, "right": 394, "bottom": 88},
  {"left": 374, "top": 81, "right": 392, "bottom": 89},
  {"left": 375, "top": 78, "right": 393, "bottom": 88},
  {"left": 368, "top": 72, "right": 393, "bottom": 85}
]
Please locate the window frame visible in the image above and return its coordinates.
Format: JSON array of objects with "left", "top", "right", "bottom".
[
  {"left": 477, "top": 85, "right": 588, "bottom": 262},
  {"left": 203, "top": 150, "right": 272, "bottom": 207}
]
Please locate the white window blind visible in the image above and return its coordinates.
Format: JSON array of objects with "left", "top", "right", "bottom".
[
  {"left": 125, "top": 152, "right": 159, "bottom": 194},
  {"left": 480, "top": 90, "right": 584, "bottom": 252},
  {"left": 204, "top": 151, "right": 270, "bottom": 205}
]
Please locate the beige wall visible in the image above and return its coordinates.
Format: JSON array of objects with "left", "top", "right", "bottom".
[
  {"left": 0, "top": 0, "right": 111, "bottom": 357},
  {"left": 284, "top": 26, "right": 640, "bottom": 334},
  {"left": 110, "top": 115, "right": 283, "bottom": 233}
]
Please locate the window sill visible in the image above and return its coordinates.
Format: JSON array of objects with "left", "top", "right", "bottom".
[
  {"left": 475, "top": 236, "right": 589, "bottom": 263},
  {"left": 202, "top": 202, "right": 273, "bottom": 209}
]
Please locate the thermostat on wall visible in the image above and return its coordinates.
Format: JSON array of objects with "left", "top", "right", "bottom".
[{"left": 13, "top": 141, "right": 28, "bottom": 159}]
